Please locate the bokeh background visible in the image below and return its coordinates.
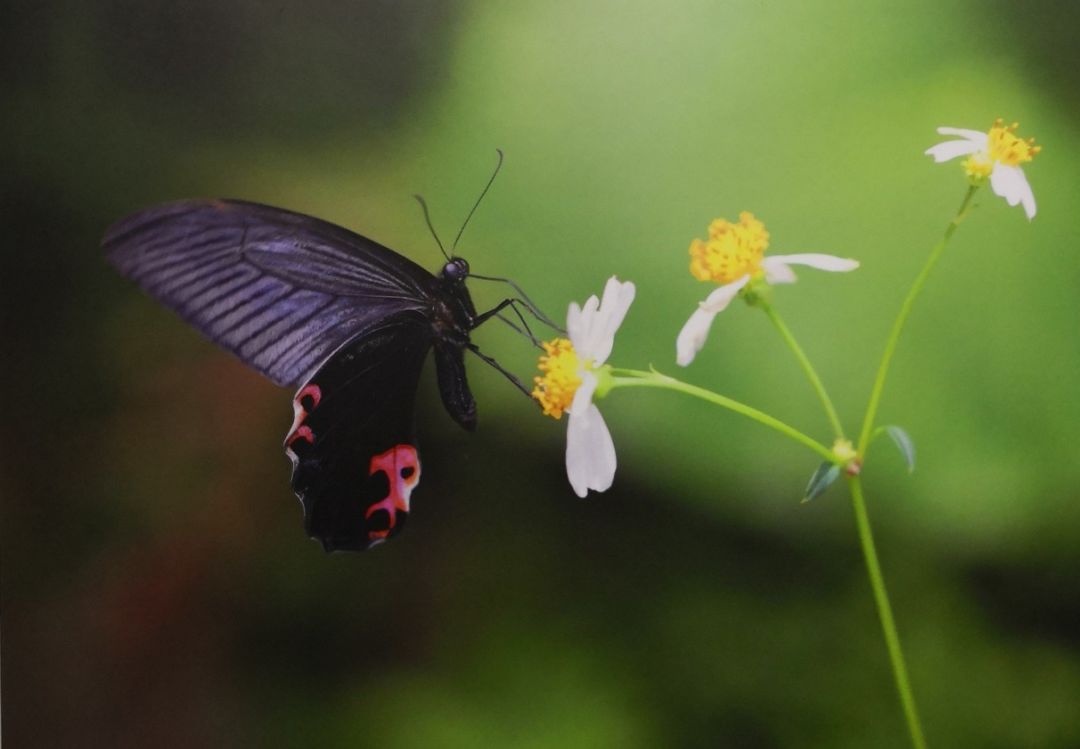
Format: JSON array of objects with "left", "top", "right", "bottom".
[{"left": 4, "top": 1, "right": 1080, "bottom": 746}]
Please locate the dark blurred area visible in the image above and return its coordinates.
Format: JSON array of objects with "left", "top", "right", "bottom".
[{"left": 4, "top": 1, "right": 1080, "bottom": 747}]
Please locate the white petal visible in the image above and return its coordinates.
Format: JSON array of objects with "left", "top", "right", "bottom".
[
  {"left": 990, "top": 164, "right": 1037, "bottom": 220},
  {"left": 760, "top": 257, "right": 798, "bottom": 284},
  {"left": 580, "top": 294, "right": 601, "bottom": 344},
  {"left": 566, "top": 292, "right": 597, "bottom": 354},
  {"left": 701, "top": 274, "right": 752, "bottom": 312},
  {"left": 924, "top": 139, "right": 982, "bottom": 163},
  {"left": 936, "top": 127, "right": 989, "bottom": 146},
  {"left": 674, "top": 275, "right": 750, "bottom": 366},
  {"left": 566, "top": 301, "right": 583, "bottom": 346},
  {"left": 578, "top": 297, "right": 602, "bottom": 355},
  {"left": 589, "top": 277, "right": 636, "bottom": 365},
  {"left": 566, "top": 371, "right": 600, "bottom": 495},
  {"left": 568, "top": 370, "right": 597, "bottom": 416},
  {"left": 565, "top": 382, "right": 616, "bottom": 499},
  {"left": 567, "top": 277, "right": 636, "bottom": 364},
  {"left": 764, "top": 254, "right": 860, "bottom": 279},
  {"left": 676, "top": 306, "right": 717, "bottom": 367},
  {"left": 579, "top": 283, "right": 614, "bottom": 361}
]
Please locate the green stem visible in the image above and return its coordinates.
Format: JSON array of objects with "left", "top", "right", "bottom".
[
  {"left": 856, "top": 185, "right": 979, "bottom": 456},
  {"left": 758, "top": 299, "right": 845, "bottom": 440},
  {"left": 848, "top": 476, "right": 927, "bottom": 749},
  {"left": 608, "top": 368, "right": 836, "bottom": 463}
]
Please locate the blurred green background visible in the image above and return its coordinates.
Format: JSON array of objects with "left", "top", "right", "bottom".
[{"left": 4, "top": 1, "right": 1080, "bottom": 746}]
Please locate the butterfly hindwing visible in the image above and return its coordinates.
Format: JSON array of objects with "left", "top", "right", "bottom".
[
  {"left": 104, "top": 199, "right": 436, "bottom": 387},
  {"left": 285, "top": 312, "right": 433, "bottom": 551}
]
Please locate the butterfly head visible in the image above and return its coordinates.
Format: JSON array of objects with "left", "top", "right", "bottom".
[{"left": 441, "top": 257, "right": 470, "bottom": 284}]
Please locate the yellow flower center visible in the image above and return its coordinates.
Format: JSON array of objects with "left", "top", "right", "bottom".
[
  {"left": 986, "top": 118, "right": 1041, "bottom": 166},
  {"left": 688, "top": 211, "right": 770, "bottom": 284},
  {"left": 963, "top": 152, "right": 994, "bottom": 179},
  {"left": 532, "top": 338, "right": 582, "bottom": 419}
]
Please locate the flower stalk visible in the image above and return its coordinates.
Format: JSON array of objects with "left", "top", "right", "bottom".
[
  {"left": 856, "top": 185, "right": 979, "bottom": 457},
  {"left": 608, "top": 368, "right": 839, "bottom": 463},
  {"left": 757, "top": 298, "right": 846, "bottom": 440},
  {"left": 844, "top": 183, "right": 981, "bottom": 748},
  {"left": 848, "top": 475, "right": 927, "bottom": 749}
]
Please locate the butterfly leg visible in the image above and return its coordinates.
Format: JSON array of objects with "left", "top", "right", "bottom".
[
  {"left": 471, "top": 297, "right": 517, "bottom": 327},
  {"left": 495, "top": 300, "right": 543, "bottom": 347},
  {"left": 466, "top": 343, "right": 533, "bottom": 398},
  {"left": 468, "top": 274, "right": 566, "bottom": 333},
  {"left": 496, "top": 312, "right": 541, "bottom": 347},
  {"left": 473, "top": 297, "right": 553, "bottom": 343}
]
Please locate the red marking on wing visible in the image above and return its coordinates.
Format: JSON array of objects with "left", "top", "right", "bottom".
[
  {"left": 297, "top": 383, "right": 321, "bottom": 409},
  {"left": 365, "top": 445, "right": 421, "bottom": 540},
  {"left": 285, "top": 425, "right": 314, "bottom": 448},
  {"left": 284, "top": 383, "right": 323, "bottom": 459}
]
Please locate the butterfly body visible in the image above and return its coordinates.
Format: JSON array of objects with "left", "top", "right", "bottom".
[{"left": 105, "top": 198, "right": 494, "bottom": 550}]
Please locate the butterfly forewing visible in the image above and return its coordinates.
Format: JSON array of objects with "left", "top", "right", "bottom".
[{"left": 104, "top": 199, "right": 436, "bottom": 387}]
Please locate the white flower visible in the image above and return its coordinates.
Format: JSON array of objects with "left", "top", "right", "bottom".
[
  {"left": 925, "top": 119, "right": 1041, "bottom": 220},
  {"left": 676, "top": 213, "right": 858, "bottom": 366},
  {"left": 533, "top": 277, "right": 636, "bottom": 497}
]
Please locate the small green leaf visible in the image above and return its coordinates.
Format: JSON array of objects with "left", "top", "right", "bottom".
[
  {"left": 885, "top": 425, "right": 916, "bottom": 473},
  {"left": 803, "top": 462, "right": 841, "bottom": 503}
]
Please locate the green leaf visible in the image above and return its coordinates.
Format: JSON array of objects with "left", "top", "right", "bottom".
[
  {"left": 803, "top": 462, "right": 841, "bottom": 503},
  {"left": 884, "top": 425, "right": 916, "bottom": 473}
]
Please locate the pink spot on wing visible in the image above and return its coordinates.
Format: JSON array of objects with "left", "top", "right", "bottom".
[
  {"left": 297, "top": 383, "right": 321, "bottom": 409},
  {"left": 365, "top": 445, "right": 421, "bottom": 540},
  {"left": 284, "top": 383, "right": 322, "bottom": 460},
  {"left": 285, "top": 425, "right": 314, "bottom": 449}
]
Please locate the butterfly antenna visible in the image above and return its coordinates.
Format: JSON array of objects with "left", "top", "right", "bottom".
[
  {"left": 451, "top": 148, "right": 504, "bottom": 253},
  {"left": 413, "top": 194, "right": 450, "bottom": 262}
]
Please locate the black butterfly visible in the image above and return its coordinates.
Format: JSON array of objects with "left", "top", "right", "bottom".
[{"left": 104, "top": 181, "right": 552, "bottom": 551}]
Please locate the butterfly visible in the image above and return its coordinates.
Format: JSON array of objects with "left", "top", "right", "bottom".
[{"left": 104, "top": 170, "right": 553, "bottom": 551}]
